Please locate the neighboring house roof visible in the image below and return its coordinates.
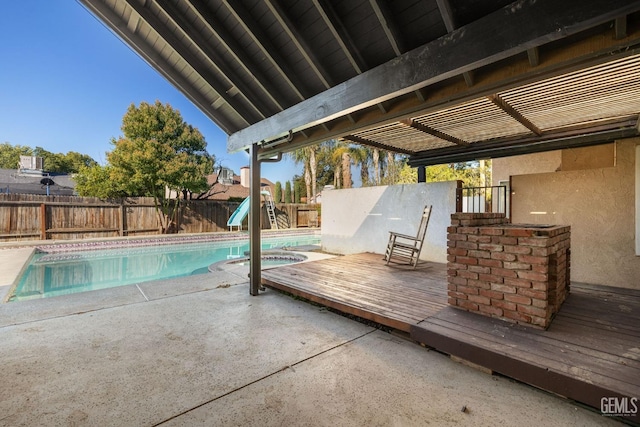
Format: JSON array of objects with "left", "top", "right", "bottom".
[
  {"left": 196, "top": 172, "right": 275, "bottom": 201},
  {"left": 0, "top": 169, "right": 76, "bottom": 196}
]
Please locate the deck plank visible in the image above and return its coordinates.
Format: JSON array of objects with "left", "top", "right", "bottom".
[
  {"left": 262, "top": 253, "right": 447, "bottom": 331},
  {"left": 262, "top": 252, "right": 639, "bottom": 422}
]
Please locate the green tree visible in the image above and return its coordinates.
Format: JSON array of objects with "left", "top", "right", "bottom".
[
  {"left": 64, "top": 151, "right": 98, "bottom": 173},
  {"left": 350, "top": 145, "right": 371, "bottom": 186},
  {"left": 328, "top": 141, "right": 353, "bottom": 189},
  {"left": 0, "top": 143, "right": 33, "bottom": 169},
  {"left": 293, "top": 177, "right": 305, "bottom": 203},
  {"left": 274, "top": 181, "right": 282, "bottom": 203},
  {"left": 290, "top": 145, "right": 319, "bottom": 203},
  {"left": 315, "top": 141, "right": 337, "bottom": 189},
  {"left": 397, "top": 162, "right": 418, "bottom": 184},
  {"left": 33, "top": 147, "right": 66, "bottom": 172},
  {"left": 76, "top": 101, "right": 213, "bottom": 233},
  {"left": 426, "top": 161, "right": 491, "bottom": 187},
  {"left": 74, "top": 165, "right": 122, "bottom": 198},
  {"left": 284, "top": 181, "right": 292, "bottom": 203},
  {"left": 380, "top": 151, "right": 401, "bottom": 185},
  {"left": 1, "top": 143, "right": 98, "bottom": 173}
]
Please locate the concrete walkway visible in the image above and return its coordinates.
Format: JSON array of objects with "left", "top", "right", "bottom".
[{"left": 0, "top": 270, "right": 618, "bottom": 426}]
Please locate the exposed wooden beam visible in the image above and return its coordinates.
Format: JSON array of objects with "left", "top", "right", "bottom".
[
  {"left": 369, "top": 0, "right": 405, "bottom": 56},
  {"left": 527, "top": 47, "right": 540, "bottom": 67},
  {"left": 415, "top": 88, "right": 429, "bottom": 102},
  {"left": 79, "top": 0, "right": 239, "bottom": 133},
  {"left": 342, "top": 135, "right": 414, "bottom": 155},
  {"left": 463, "top": 71, "right": 475, "bottom": 87},
  {"left": 311, "top": 0, "right": 368, "bottom": 73},
  {"left": 222, "top": 0, "right": 312, "bottom": 100},
  {"left": 266, "top": 0, "right": 334, "bottom": 89},
  {"left": 436, "top": 0, "right": 474, "bottom": 86},
  {"left": 487, "top": 94, "right": 543, "bottom": 136},
  {"left": 124, "top": 0, "right": 257, "bottom": 126},
  {"left": 126, "top": 12, "right": 140, "bottom": 32},
  {"left": 311, "top": 0, "right": 392, "bottom": 117},
  {"left": 229, "top": 0, "right": 640, "bottom": 152},
  {"left": 399, "top": 119, "right": 469, "bottom": 146},
  {"left": 615, "top": 16, "right": 628, "bottom": 39},
  {"left": 436, "top": 0, "right": 458, "bottom": 32},
  {"left": 186, "top": 0, "right": 287, "bottom": 111},
  {"left": 155, "top": 0, "right": 272, "bottom": 119},
  {"left": 369, "top": 0, "right": 428, "bottom": 103}
]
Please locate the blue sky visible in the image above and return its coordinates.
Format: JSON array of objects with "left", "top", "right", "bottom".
[{"left": 0, "top": 1, "right": 298, "bottom": 184}]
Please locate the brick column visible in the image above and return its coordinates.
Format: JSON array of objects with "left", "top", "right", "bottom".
[{"left": 447, "top": 213, "right": 570, "bottom": 329}]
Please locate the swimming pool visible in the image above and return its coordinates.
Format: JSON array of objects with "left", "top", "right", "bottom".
[{"left": 9, "top": 233, "right": 320, "bottom": 302}]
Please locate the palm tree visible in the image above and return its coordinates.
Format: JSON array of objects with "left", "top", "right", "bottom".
[
  {"left": 330, "top": 141, "right": 353, "bottom": 188},
  {"left": 308, "top": 147, "right": 317, "bottom": 201},
  {"left": 350, "top": 145, "right": 371, "bottom": 186},
  {"left": 290, "top": 145, "right": 320, "bottom": 203},
  {"left": 372, "top": 148, "right": 381, "bottom": 185},
  {"left": 384, "top": 151, "right": 398, "bottom": 184}
]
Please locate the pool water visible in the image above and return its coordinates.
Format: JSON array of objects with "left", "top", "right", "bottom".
[{"left": 9, "top": 235, "right": 320, "bottom": 302}]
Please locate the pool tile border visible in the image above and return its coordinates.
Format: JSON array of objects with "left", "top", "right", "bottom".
[{"left": 29, "top": 229, "right": 320, "bottom": 254}]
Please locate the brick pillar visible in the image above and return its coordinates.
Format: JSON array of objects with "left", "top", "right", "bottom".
[{"left": 447, "top": 213, "right": 570, "bottom": 329}]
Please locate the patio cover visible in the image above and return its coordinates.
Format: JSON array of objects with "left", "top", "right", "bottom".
[{"left": 78, "top": 0, "right": 640, "bottom": 293}]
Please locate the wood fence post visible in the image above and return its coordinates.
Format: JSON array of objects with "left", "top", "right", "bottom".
[
  {"left": 119, "top": 204, "right": 125, "bottom": 237},
  {"left": 40, "top": 203, "right": 47, "bottom": 240}
]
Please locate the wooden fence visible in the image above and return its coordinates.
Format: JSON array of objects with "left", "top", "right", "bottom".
[
  {"left": 0, "top": 194, "right": 320, "bottom": 242},
  {"left": 273, "top": 203, "right": 320, "bottom": 229}
]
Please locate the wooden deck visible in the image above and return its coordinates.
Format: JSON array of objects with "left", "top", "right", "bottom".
[
  {"left": 262, "top": 253, "right": 447, "bottom": 332},
  {"left": 262, "top": 253, "right": 640, "bottom": 422}
]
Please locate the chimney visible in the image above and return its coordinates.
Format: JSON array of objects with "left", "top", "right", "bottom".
[{"left": 240, "top": 166, "right": 250, "bottom": 188}]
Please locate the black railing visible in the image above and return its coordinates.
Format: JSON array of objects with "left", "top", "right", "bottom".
[{"left": 456, "top": 185, "right": 508, "bottom": 215}]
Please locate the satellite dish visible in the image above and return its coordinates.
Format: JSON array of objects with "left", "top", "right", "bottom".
[{"left": 40, "top": 178, "right": 55, "bottom": 186}]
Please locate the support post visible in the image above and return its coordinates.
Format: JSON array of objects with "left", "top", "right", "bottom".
[
  {"left": 417, "top": 165, "right": 426, "bottom": 183},
  {"left": 249, "top": 143, "right": 262, "bottom": 296}
]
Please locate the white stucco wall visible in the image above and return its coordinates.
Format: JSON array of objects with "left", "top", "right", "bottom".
[{"left": 321, "top": 181, "right": 458, "bottom": 263}]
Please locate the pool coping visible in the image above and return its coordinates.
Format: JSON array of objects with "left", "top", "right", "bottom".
[
  {"left": 0, "top": 247, "right": 36, "bottom": 303},
  {"left": 0, "top": 228, "right": 320, "bottom": 253}
]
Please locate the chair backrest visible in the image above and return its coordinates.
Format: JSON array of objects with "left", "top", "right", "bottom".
[{"left": 415, "top": 205, "right": 432, "bottom": 243}]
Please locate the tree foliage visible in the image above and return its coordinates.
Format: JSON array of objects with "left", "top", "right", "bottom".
[
  {"left": 74, "top": 165, "right": 121, "bottom": 199},
  {"left": 426, "top": 160, "right": 491, "bottom": 187},
  {"left": 397, "top": 162, "right": 418, "bottom": 184},
  {"left": 274, "top": 181, "right": 282, "bottom": 204},
  {"left": 289, "top": 140, "right": 491, "bottom": 193},
  {"left": 75, "top": 101, "right": 214, "bottom": 233},
  {"left": 289, "top": 145, "right": 318, "bottom": 203},
  {"left": 284, "top": 181, "right": 292, "bottom": 203},
  {"left": 0, "top": 143, "right": 33, "bottom": 169},
  {"left": 0, "top": 143, "right": 97, "bottom": 173}
]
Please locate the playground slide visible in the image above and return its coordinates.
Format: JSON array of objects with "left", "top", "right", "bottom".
[{"left": 227, "top": 197, "right": 251, "bottom": 230}]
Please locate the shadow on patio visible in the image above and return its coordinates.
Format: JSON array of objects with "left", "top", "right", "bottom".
[{"left": 262, "top": 253, "right": 640, "bottom": 423}]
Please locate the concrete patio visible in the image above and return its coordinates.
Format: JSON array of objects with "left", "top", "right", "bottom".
[{"left": 0, "top": 254, "right": 621, "bottom": 426}]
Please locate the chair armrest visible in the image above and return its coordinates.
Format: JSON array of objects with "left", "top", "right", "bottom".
[{"left": 388, "top": 231, "right": 417, "bottom": 241}]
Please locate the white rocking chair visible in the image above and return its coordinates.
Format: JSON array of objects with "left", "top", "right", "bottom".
[{"left": 384, "top": 205, "right": 432, "bottom": 269}]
